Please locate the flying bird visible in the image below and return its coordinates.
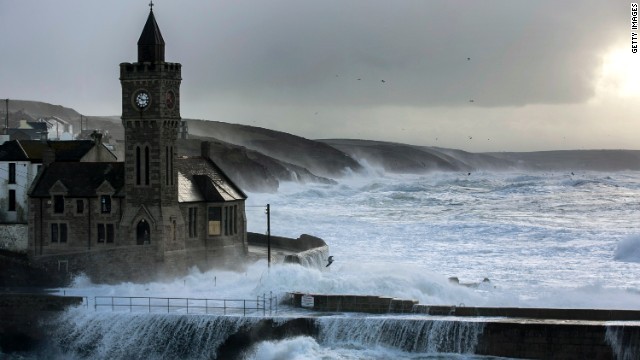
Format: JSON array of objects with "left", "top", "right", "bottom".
[
  {"left": 326, "top": 256, "right": 334, "bottom": 267},
  {"left": 467, "top": 57, "right": 471, "bottom": 61},
  {"left": 381, "top": 80, "right": 386, "bottom": 84}
]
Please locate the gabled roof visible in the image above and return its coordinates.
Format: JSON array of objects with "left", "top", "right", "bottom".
[
  {"left": 0, "top": 140, "right": 29, "bottom": 161},
  {"left": 6, "top": 128, "right": 45, "bottom": 141},
  {"left": 176, "top": 157, "right": 247, "bottom": 203},
  {"left": 30, "top": 162, "right": 124, "bottom": 198},
  {"left": 25, "top": 140, "right": 97, "bottom": 161},
  {"left": 0, "top": 140, "right": 99, "bottom": 162}
]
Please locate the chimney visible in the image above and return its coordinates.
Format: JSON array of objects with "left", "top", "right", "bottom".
[
  {"left": 90, "top": 130, "right": 103, "bottom": 145},
  {"left": 201, "top": 141, "right": 210, "bottom": 159},
  {"left": 43, "top": 145, "right": 55, "bottom": 167}
]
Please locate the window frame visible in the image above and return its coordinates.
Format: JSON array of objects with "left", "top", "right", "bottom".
[
  {"left": 51, "top": 223, "right": 67, "bottom": 243},
  {"left": 100, "top": 195, "right": 111, "bottom": 214},
  {"left": 207, "top": 206, "right": 222, "bottom": 236},
  {"left": 76, "top": 199, "right": 84, "bottom": 214},
  {"left": 53, "top": 195, "right": 65, "bottom": 214},
  {"left": 8, "top": 189, "right": 16, "bottom": 211},
  {"left": 8, "top": 163, "right": 16, "bottom": 184}
]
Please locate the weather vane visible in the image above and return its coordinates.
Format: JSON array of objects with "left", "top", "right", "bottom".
[{"left": 149, "top": 1, "right": 154, "bottom": 11}]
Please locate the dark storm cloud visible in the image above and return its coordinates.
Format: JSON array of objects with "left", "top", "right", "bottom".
[
  {"left": 171, "top": 0, "right": 620, "bottom": 108},
  {"left": 0, "top": 0, "right": 625, "bottom": 115}
]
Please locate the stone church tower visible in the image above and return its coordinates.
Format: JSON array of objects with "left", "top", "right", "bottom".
[{"left": 119, "top": 8, "right": 185, "bottom": 252}]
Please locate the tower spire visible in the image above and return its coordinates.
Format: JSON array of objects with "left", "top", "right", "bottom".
[{"left": 137, "top": 4, "right": 165, "bottom": 62}]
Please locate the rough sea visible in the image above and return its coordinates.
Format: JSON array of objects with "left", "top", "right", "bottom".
[{"left": 27, "top": 171, "right": 640, "bottom": 359}]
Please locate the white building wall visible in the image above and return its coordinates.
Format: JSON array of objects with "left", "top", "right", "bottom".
[{"left": 0, "top": 161, "right": 40, "bottom": 223}]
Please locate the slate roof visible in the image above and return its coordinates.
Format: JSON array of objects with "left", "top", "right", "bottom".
[
  {"left": 30, "top": 162, "right": 124, "bottom": 198},
  {"left": 0, "top": 140, "right": 97, "bottom": 162},
  {"left": 6, "top": 128, "right": 45, "bottom": 141},
  {"left": 0, "top": 140, "right": 29, "bottom": 161},
  {"left": 138, "top": 10, "right": 165, "bottom": 46},
  {"left": 176, "top": 156, "right": 246, "bottom": 203},
  {"left": 137, "top": 9, "right": 165, "bottom": 62},
  {"left": 28, "top": 154, "right": 245, "bottom": 202}
]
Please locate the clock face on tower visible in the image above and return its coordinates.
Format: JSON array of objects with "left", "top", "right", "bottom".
[
  {"left": 166, "top": 90, "right": 175, "bottom": 109},
  {"left": 134, "top": 90, "right": 150, "bottom": 110}
]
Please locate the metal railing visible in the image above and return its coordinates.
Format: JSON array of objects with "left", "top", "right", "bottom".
[{"left": 89, "top": 292, "right": 278, "bottom": 316}]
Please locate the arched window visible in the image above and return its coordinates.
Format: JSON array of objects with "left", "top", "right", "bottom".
[
  {"left": 165, "top": 146, "right": 169, "bottom": 185},
  {"left": 136, "top": 146, "right": 141, "bottom": 185},
  {"left": 136, "top": 219, "right": 150, "bottom": 245},
  {"left": 145, "top": 146, "right": 150, "bottom": 185}
]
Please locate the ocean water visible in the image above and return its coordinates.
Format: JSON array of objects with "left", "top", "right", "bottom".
[{"left": 43, "top": 171, "right": 640, "bottom": 358}]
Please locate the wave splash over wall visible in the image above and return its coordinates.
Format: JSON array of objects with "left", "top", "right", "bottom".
[
  {"left": 38, "top": 308, "right": 486, "bottom": 359},
  {"left": 317, "top": 316, "right": 485, "bottom": 354}
]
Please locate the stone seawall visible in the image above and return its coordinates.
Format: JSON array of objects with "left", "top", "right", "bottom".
[
  {"left": 290, "top": 292, "right": 417, "bottom": 313},
  {"left": 31, "top": 243, "right": 247, "bottom": 284},
  {"left": 287, "top": 293, "right": 640, "bottom": 358},
  {"left": 1, "top": 294, "right": 638, "bottom": 359},
  {"left": 248, "top": 232, "right": 329, "bottom": 268},
  {"left": 0, "top": 293, "right": 83, "bottom": 353}
]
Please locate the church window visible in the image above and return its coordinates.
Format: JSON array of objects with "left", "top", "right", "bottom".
[
  {"left": 76, "top": 199, "right": 84, "bottom": 214},
  {"left": 234, "top": 205, "right": 238, "bottom": 234},
  {"left": 53, "top": 195, "right": 64, "bottom": 214},
  {"left": 136, "top": 146, "right": 141, "bottom": 185},
  {"left": 170, "top": 146, "right": 174, "bottom": 185},
  {"left": 100, "top": 195, "right": 111, "bottom": 213},
  {"left": 51, "top": 223, "right": 67, "bottom": 243},
  {"left": 188, "top": 207, "right": 198, "bottom": 238},
  {"left": 145, "top": 146, "right": 150, "bottom": 185},
  {"left": 207, "top": 207, "right": 221, "bottom": 236},
  {"left": 8, "top": 163, "right": 16, "bottom": 184},
  {"left": 224, "top": 207, "right": 229, "bottom": 236},
  {"left": 165, "top": 146, "right": 169, "bottom": 185},
  {"left": 136, "top": 146, "right": 140, "bottom": 185},
  {"left": 8, "top": 190, "right": 16, "bottom": 211}
]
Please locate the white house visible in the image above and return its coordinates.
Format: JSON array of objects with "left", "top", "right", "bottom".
[{"left": 0, "top": 138, "right": 116, "bottom": 252}]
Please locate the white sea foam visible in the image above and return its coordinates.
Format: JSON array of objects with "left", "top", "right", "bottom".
[
  {"left": 62, "top": 171, "right": 640, "bottom": 310},
  {"left": 614, "top": 234, "right": 640, "bottom": 263},
  {"left": 50, "top": 171, "right": 640, "bottom": 358}
]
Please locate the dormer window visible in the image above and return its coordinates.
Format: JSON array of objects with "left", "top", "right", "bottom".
[{"left": 100, "top": 195, "right": 112, "bottom": 213}]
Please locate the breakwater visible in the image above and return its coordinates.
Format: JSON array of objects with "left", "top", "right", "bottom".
[
  {"left": 0, "top": 293, "right": 83, "bottom": 353},
  {"left": 288, "top": 292, "right": 640, "bottom": 359},
  {"left": 2, "top": 293, "right": 639, "bottom": 359},
  {"left": 247, "top": 232, "right": 329, "bottom": 268}
]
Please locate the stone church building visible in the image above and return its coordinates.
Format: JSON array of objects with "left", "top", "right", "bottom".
[{"left": 28, "top": 8, "right": 248, "bottom": 283}]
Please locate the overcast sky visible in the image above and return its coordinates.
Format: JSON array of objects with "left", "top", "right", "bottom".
[{"left": 0, "top": 1, "right": 637, "bottom": 152}]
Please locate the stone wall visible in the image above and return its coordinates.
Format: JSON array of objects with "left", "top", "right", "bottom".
[
  {"left": 0, "top": 294, "right": 83, "bottom": 353},
  {"left": 248, "top": 232, "right": 326, "bottom": 252},
  {"left": 0, "top": 224, "right": 28, "bottom": 253},
  {"left": 32, "top": 241, "right": 249, "bottom": 284}
]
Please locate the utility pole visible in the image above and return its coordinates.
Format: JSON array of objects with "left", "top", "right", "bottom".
[
  {"left": 4, "top": 99, "right": 8, "bottom": 134},
  {"left": 266, "top": 203, "right": 271, "bottom": 268}
]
